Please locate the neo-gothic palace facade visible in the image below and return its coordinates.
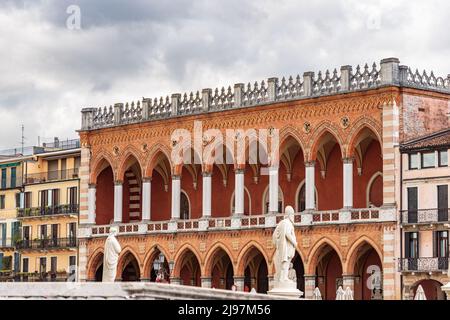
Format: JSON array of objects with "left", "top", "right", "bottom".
[{"left": 77, "top": 58, "right": 450, "bottom": 300}]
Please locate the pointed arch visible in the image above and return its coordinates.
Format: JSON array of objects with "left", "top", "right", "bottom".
[
  {"left": 236, "top": 241, "right": 270, "bottom": 276},
  {"left": 144, "top": 143, "right": 173, "bottom": 177},
  {"left": 87, "top": 248, "right": 104, "bottom": 280},
  {"left": 90, "top": 150, "right": 115, "bottom": 184},
  {"left": 172, "top": 243, "right": 203, "bottom": 277},
  {"left": 306, "top": 237, "right": 344, "bottom": 274},
  {"left": 307, "top": 121, "right": 345, "bottom": 162},
  {"left": 366, "top": 171, "right": 383, "bottom": 207},
  {"left": 142, "top": 245, "right": 171, "bottom": 279},
  {"left": 117, "top": 146, "right": 144, "bottom": 182},
  {"left": 279, "top": 126, "right": 307, "bottom": 162},
  {"left": 117, "top": 246, "right": 142, "bottom": 279},
  {"left": 204, "top": 242, "right": 235, "bottom": 276},
  {"left": 344, "top": 235, "right": 383, "bottom": 275},
  {"left": 345, "top": 117, "right": 382, "bottom": 158}
]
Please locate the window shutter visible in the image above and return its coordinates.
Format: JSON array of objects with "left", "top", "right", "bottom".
[
  {"left": 0, "top": 252, "right": 3, "bottom": 271},
  {"left": 405, "top": 232, "right": 411, "bottom": 258},
  {"left": 433, "top": 231, "right": 437, "bottom": 258},
  {"left": 1, "top": 223, "right": 6, "bottom": 246},
  {"left": 14, "top": 252, "right": 20, "bottom": 272}
]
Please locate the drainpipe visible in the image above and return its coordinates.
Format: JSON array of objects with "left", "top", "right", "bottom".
[{"left": 399, "top": 150, "right": 404, "bottom": 299}]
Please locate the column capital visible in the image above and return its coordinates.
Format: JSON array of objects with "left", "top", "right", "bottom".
[
  {"left": 114, "top": 180, "right": 123, "bottom": 186},
  {"left": 202, "top": 171, "right": 212, "bottom": 177},
  {"left": 88, "top": 183, "right": 96, "bottom": 189},
  {"left": 143, "top": 177, "right": 152, "bottom": 183},
  {"left": 342, "top": 157, "right": 354, "bottom": 164},
  {"left": 235, "top": 168, "right": 245, "bottom": 174},
  {"left": 171, "top": 175, "right": 181, "bottom": 180},
  {"left": 305, "top": 160, "right": 316, "bottom": 167}
]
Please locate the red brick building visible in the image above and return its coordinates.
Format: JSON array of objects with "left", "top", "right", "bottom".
[{"left": 77, "top": 58, "right": 450, "bottom": 299}]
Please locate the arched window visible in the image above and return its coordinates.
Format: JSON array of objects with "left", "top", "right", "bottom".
[
  {"left": 263, "top": 186, "right": 284, "bottom": 214},
  {"left": 296, "top": 181, "right": 318, "bottom": 212},
  {"left": 180, "top": 191, "right": 190, "bottom": 220}
]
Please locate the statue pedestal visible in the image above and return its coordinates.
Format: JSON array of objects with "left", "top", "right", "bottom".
[{"left": 267, "top": 281, "right": 303, "bottom": 299}]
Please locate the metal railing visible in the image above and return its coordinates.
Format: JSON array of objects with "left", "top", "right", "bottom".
[
  {"left": 17, "top": 204, "right": 79, "bottom": 218},
  {"left": 15, "top": 237, "right": 78, "bottom": 250},
  {"left": 42, "top": 139, "right": 80, "bottom": 150},
  {"left": 24, "top": 168, "right": 79, "bottom": 184},
  {"left": 398, "top": 257, "right": 449, "bottom": 272},
  {"left": 401, "top": 209, "right": 449, "bottom": 224},
  {"left": 0, "top": 272, "right": 71, "bottom": 282},
  {"left": 0, "top": 238, "right": 19, "bottom": 248}
]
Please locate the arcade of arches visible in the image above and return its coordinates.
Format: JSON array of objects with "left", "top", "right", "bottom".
[{"left": 91, "top": 126, "right": 383, "bottom": 224}]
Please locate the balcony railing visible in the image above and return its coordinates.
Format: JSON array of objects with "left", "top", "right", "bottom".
[
  {"left": 0, "top": 176, "right": 23, "bottom": 190},
  {"left": 0, "top": 238, "right": 18, "bottom": 248},
  {"left": 24, "top": 168, "right": 79, "bottom": 184},
  {"left": 17, "top": 204, "right": 79, "bottom": 218},
  {"left": 401, "top": 209, "right": 449, "bottom": 225},
  {"left": 42, "top": 138, "right": 80, "bottom": 151},
  {"left": 84, "top": 207, "right": 395, "bottom": 237},
  {"left": 398, "top": 257, "right": 449, "bottom": 272},
  {"left": 15, "top": 237, "right": 78, "bottom": 250}
]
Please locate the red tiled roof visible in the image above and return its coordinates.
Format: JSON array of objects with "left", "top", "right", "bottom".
[{"left": 401, "top": 128, "right": 450, "bottom": 152}]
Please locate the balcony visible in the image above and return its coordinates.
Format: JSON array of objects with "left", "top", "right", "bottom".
[
  {"left": 17, "top": 204, "right": 79, "bottom": 218},
  {"left": 15, "top": 237, "right": 77, "bottom": 251},
  {"left": 401, "top": 209, "right": 450, "bottom": 225},
  {"left": 0, "top": 238, "right": 18, "bottom": 249},
  {"left": 42, "top": 138, "right": 80, "bottom": 151},
  {"left": 0, "top": 176, "right": 23, "bottom": 190},
  {"left": 24, "top": 168, "right": 79, "bottom": 184},
  {"left": 398, "top": 257, "right": 449, "bottom": 272},
  {"left": 84, "top": 207, "right": 396, "bottom": 238}
]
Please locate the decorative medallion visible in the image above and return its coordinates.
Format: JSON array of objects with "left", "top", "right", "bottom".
[
  {"left": 340, "top": 116, "right": 350, "bottom": 129},
  {"left": 141, "top": 143, "right": 148, "bottom": 152},
  {"left": 303, "top": 122, "right": 311, "bottom": 133},
  {"left": 113, "top": 146, "right": 120, "bottom": 156}
]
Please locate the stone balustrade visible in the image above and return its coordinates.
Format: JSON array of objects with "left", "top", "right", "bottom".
[
  {"left": 80, "top": 57, "right": 450, "bottom": 131},
  {"left": 80, "top": 207, "right": 396, "bottom": 239}
]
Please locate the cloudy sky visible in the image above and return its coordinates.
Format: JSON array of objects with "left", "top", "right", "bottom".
[{"left": 1, "top": 0, "right": 450, "bottom": 149}]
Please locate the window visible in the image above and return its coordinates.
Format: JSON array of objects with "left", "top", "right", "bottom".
[
  {"left": 421, "top": 152, "right": 435, "bottom": 168},
  {"left": 0, "top": 223, "right": 6, "bottom": 247},
  {"left": 435, "top": 231, "right": 449, "bottom": 270},
  {"left": 0, "top": 195, "right": 5, "bottom": 209},
  {"left": 39, "top": 190, "right": 48, "bottom": 209},
  {"left": 15, "top": 193, "right": 20, "bottom": 208},
  {"left": 10, "top": 167, "right": 16, "bottom": 188},
  {"left": 405, "top": 232, "right": 419, "bottom": 258},
  {"left": 50, "top": 257, "right": 57, "bottom": 279},
  {"left": 439, "top": 150, "right": 448, "bottom": 167},
  {"left": 69, "top": 256, "right": 76, "bottom": 279},
  {"left": 68, "top": 187, "right": 78, "bottom": 206},
  {"left": 51, "top": 189, "right": 60, "bottom": 207},
  {"left": 22, "top": 258, "right": 29, "bottom": 273},
  {"left": 1, "top": 168, "right": 6, "bottom": 189},
  {"left": 438, "top": 185, "right": 449, "bottom": 222},
  {"left": 24, "top": 192, "right": 32, "bottom": 208},
  {"left": 409, "top": 153, "right": 419, "bottom": 170},
  {"left": 39, "top": 257, "right": 47, "bottom": 274}
]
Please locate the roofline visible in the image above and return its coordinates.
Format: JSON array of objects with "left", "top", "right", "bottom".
[
  {"left": 400, "top": 128, "right": 450, "bottom": 152},
  {"left": 33, "top": 148, "right": 81, "bottom": 158}
]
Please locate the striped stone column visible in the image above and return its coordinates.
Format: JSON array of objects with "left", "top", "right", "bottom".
[
  {"left": 79, "top": 146, "right": 91, "bottom": 224},
  {"left": 382, "top": 99, "right": 399, "bottom": 206},
  {"left": 382, "top": 226, "right": 397, "bottom": 300}
]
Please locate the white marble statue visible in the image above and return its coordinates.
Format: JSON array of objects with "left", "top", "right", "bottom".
[
  {"left": 272, "top": 206, "right": 298, "bottom": 283},
  {"left": 102, "top": 226, "right": 122, "bottom": 282}
]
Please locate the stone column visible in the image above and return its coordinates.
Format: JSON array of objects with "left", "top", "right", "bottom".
[
  {"left": 233, "top": 276, "right": 245, "bottom": 291},
  {"left": 305, "top": 161, "right": 316, "bottom": 210},
  {"left": 114, "top": 181, "right": 123, "bottom": 223},
  {"left": 202, "top": 172, "right": 212, "bottom": 218},
  {"left": 304, "top": 275, "right": 316, "bottom": 299},
  {"left": 201, "top": 277, "right": 212, "bottom": 288},
  {"left": 268, "top": 166, "right": 279, "bottom": 213},
  {"left": 142, "top": 178, "right": 151, "bottom": 221},
  {"left": 87, "top": 184, "right": 96, "bottom": 224},
  {"left": 343, "top": 158, "right": 354, "bottom": 209},
  {"left": 171, "top": 175, "right": 181, "bottom": 220},
  {"left": 234, "top": 169, "right": 245, "bottom": 215}
]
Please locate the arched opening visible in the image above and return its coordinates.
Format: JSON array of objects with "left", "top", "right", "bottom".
[
  {"left": 262, "top": 186, "right": 284, "bottom": 214},
  {"left": 89, "top": 251, "right": 104, "bottom": 282},
  {"left": 95, "top": 264, "right": 103, "bottom": 281},
  {"left": 292, "top": 252, "right": 305, "bottom": 292},
  {"left": 120, "top": 155, "right": 142, "bottom": 223},
  {"left": 177, "top": 249, "right": 201, "bottom": 287},
  {"left": 312, "top": 243, "right": 343, "bottom": 300},
  {"left": 349, "top": 127, "right": 382, "bottom": 209},
  {"left": 211, "top": 162, "right": 235, "bottom": 217},
  {"left": 149, "top": 151, "right": 172, "bottom": 221},
  {"left": 296, "top": 181, "right": 318, "bottom": 212},
  {"left": 350, "top": 242, "right": 383, "bottom": 300},
  {"left": 311, "top": 131, "right": 343, "bottom": 211},
  {"left": 208, "top": 248, "right": 234, "bottom": 290},
  {"left": 180, "top": 191, "right": 190, "bottom": 220},
  {"left": 241, "top": 246, "right": 268, "bottom": 293},
  {"left": 149, "top": 250, "right": 170, "bottom": 283},
  {"left": 412, "top": 279, "right": 446, "bottom": 300},
  {"left": 230, "top": 187, "right": 251, "bottom": 215},
  {"left": 119, "top": 252, "right": 140, "bottom": 281},
  {"left": 95, "top": 163, "right": 114, "bottom": 225}
]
